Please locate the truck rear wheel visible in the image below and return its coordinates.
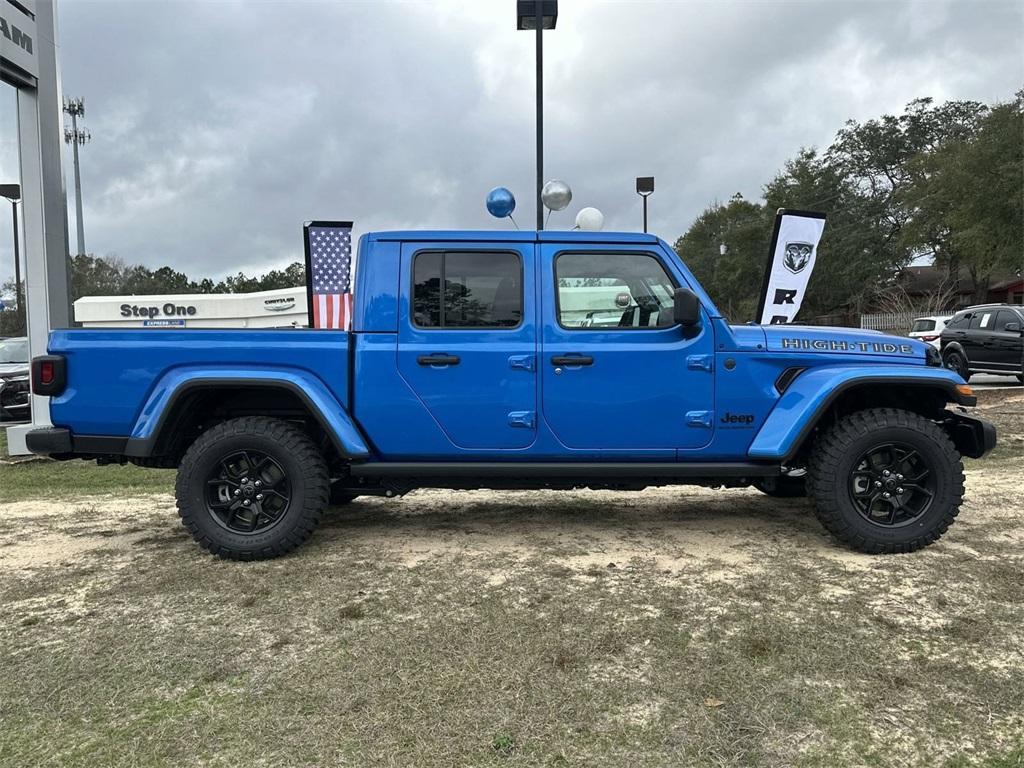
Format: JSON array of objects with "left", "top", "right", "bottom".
[
  {"left": 175, "top": 416, "right": 329, "bottom": 560},
  {"left": 806, "top": 408, "right": 964, "bottom": 553}
]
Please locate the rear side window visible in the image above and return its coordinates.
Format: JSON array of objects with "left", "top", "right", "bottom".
[
  {"left": 412, "top": 251, "right": 522, "bottom": 328},
  {"left": 969, "top": 311, "right": 994, "bottom": 330},
  {"left": 946, "top": 313, "right": 970, "bottom": 330},
  {"left": 911, "top": 319, "right": 936, "bottom": 332}
]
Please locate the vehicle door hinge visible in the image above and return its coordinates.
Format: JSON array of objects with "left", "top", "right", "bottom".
[
  {"left": 508, "top": 354, "right": 536, "bottom": 372},
  {"left": 685, "top": 410, "right": 713, "bottom": 428},
  {"left": 507, "top": 411, "right": 536, "bottom": 429},
  {"left": 686, "top": 354, "right": 714, "bottom": 372}
]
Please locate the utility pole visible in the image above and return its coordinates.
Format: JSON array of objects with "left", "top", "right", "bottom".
[{"left": 63, "top": 97, "right": 90, "bottom": 257}]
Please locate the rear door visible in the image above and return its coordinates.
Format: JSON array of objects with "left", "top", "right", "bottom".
[
  {"left": 967, "top": 309, "right": 998, "bottom": 366},
  {"left": 539, "top": 245, "right": 715, "bottom": 451},
  {"left": 396, "top": 244, "right": 537, "bottom": 449}
]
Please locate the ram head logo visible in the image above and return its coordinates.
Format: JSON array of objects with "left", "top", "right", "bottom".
[{"left": 783, "top": 242, "right": 814, "bottom": 274}]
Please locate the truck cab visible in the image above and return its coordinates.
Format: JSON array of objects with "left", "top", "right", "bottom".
[{"left": 23, "top": 230, "right": 996, "bottom": 560}]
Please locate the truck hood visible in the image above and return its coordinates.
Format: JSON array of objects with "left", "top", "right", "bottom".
[{"left": 762, "top": 325, "right": 929, "bottom": 361}]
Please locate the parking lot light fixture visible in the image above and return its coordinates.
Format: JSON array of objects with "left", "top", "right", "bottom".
[{"left": 517, "top": 1, "right": 558, "bottom": 230}]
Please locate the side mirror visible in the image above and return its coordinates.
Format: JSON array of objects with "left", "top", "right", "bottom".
[
  {"left": 1005, "top": 322, "right": 1021, "bottom": 333},
  {"left": 673, "top": 287, "right": 701, "bottom": 327}
]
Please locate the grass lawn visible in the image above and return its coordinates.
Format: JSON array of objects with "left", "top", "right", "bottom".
[
  {"left": 0, "top": 427, "right": 173, "bottom": 502},
  {"left": 0, "top": 391, "right": 1021, "bottom": 766}
]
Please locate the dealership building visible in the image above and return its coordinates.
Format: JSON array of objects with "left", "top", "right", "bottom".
[{"left": 72, "top": 287, "right": 309, "bottom": 329}]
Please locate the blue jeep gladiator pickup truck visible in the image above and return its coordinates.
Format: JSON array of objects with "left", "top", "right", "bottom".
[{"left": 24, "top": 230, "right": 996, "bottom": 559}]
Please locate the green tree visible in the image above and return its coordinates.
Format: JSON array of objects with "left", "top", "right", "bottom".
[
  {"left": 899, "top": 96, "right": 1024, "bottom": 302},
  {"left": 674, "top": 193, "right": 770, "bottom": 321},
  {"left": 826, "top": 97, "right": 988, "bottom": 278}
]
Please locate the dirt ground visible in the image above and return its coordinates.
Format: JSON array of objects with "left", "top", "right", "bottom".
[{"left": 1, "top": 391, "right": 1022, "bottom": 767}]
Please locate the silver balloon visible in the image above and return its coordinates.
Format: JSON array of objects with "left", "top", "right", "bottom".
[{"left": 541, "top": 179, "right": 572, "bottom": 212}]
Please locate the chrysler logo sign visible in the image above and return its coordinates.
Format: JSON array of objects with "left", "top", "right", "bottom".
[{"left": 264, "top": 297, "right": 296, "bottom": 312}]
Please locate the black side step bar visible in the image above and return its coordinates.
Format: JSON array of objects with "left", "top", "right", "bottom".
[{"left": 349, "top": 462, "right": 780, "bottom": 478}]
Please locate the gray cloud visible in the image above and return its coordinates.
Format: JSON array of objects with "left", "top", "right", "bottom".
[{"left": 1, "top": 0, "right": 1021, "bottom": 284}]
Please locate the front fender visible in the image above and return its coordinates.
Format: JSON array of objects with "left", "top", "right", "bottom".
[
  {"left": 747, "top": 365, "right": 973, "bottom": 461},
  {"left": 125, "top": 365, "right": 371, "bottom": 459}
]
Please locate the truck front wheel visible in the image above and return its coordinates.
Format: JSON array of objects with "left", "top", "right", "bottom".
[
  {"left": 807, "top": 408, "right": 964, "bottom": 553},
  {"left": 175, "top": 416, "right": 329, "bottom": 560}
]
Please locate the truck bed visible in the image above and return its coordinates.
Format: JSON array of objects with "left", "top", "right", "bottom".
[{"left": 47, "top": 329, "right": 351, "bottom": 436}]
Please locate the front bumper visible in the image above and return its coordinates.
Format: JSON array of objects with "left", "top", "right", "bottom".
[{"left": 944, "top": 410, "right": 997, "bottom": 459}]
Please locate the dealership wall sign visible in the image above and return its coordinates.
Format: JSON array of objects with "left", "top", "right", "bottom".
[
  {"left": 1, "top": 0, "right": 38, "bottom": 88},
  {"left": 121, "top": 303, "right": 199, "bottom": 318},
  {"left": 75, "top": 287, "right": 309, "bottom": 329}
]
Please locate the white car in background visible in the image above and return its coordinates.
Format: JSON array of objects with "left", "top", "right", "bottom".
[{"left": 909, "top": 315, "right": 952, "bottom": 349}]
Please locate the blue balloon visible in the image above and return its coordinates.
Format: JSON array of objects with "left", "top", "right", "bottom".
[{"left": 486, "top": 187, "right": 516, "bottom": 218}]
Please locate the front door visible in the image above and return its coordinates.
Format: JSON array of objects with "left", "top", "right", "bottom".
[
  {"left": 991, "top": 309, "right": 1024, "bottom": 372},
  {"left": 397, "top": 244, "right": 537, "bottom": 450},
  {"left": 540, "top": 246, "right": 715, "bottom": 451}
]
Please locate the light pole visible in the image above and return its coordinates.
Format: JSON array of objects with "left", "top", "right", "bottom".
[
  {"left": 0, "top": 184, "right": 22, "bottom": 312},
  {"left": 63, "top": 97, "right": 90, "bottom": 257},
  {"left": 636, "top": 176, "right": 654, "bottom": 233},
  {"left": 517, "top": 1, "right": 558, "bottom": 231}
]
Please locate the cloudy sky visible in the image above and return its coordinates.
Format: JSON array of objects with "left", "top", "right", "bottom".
[{"left": 1, "top": 0, "right": 1021, "bottom": 284}]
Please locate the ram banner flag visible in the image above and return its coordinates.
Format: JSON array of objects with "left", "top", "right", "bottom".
[
  {"left": 303, "top": 220, "right": 354, "bottom": 330},
  {"left": 756, "top": 209, "right": 826, "bottom": 325}
]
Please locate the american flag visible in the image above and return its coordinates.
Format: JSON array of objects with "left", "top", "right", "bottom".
[{"left": 304, "top": 222, "right": 354, "bottom": 330}]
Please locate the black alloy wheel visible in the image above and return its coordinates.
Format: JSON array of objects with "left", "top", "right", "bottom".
[
  {"left": 849, "top": 442, "right": 935, "bottom": 528},
  {"left": 176, "top": 416, "right": 329, "bottom": 560},
  {"left": 205, "top": 450, "right": 292, "bottom": 535}
]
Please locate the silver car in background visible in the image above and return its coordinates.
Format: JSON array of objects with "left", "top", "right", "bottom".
[{"left": 0, "top": 337, "right": 30, "bottom": 423}]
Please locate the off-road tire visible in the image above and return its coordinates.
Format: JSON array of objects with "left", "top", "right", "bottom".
[
  {"left": 943, "top": 350, "right": 971, "bottom": 382},
  {"left": 806, "top": 408, "right": 964, "bottom": 554},
  {"left": 754, "top": 474, "right": 807, "bottom": 498},
  {"left": 176, "top": 416, "right": 329, "bottom": 560}
]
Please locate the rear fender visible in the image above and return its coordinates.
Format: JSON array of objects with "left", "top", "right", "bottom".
[
  {"left": 748, "top": 366, "right": 973, "bottom": 461},
  {"left": 125, "top": 366, "right": 370, "bottom": 459}
]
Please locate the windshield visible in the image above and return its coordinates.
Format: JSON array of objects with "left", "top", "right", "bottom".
[
  {"left": 911, "top": 319, "right": 936, "bottom": 332},
  {"left": 0, "top": 338, "right": 28, "bottom": 364}
]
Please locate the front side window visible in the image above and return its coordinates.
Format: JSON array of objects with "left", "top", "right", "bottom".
[
  {"left": 995, "top": 310, "right": 1021, "bottom": 332},
  {"left": 412, "top": 251, "right": 522, "bottom": 328},
  {"left": 555, "top": 252, "right": 678, "bottom": 329}
]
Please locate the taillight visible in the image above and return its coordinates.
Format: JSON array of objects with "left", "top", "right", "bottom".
[
  {"left": 921, "top": 335, "right": 938, "bottom": 342},
  {"left": 31, "top": 355, "right": 67, "bottom": 396}
]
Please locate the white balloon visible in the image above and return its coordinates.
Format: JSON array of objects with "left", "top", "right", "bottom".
[
  {"left": 541, "top": 179, "right": 572, "bottom": 211},
  {"left": 575, "top": 207, "right": 604, "bottom": 231}
]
